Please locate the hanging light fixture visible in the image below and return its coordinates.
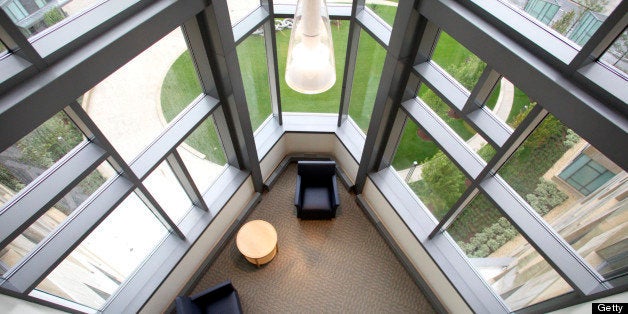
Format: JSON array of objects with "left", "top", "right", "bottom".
[{"left": 285, "top": 0, "right": 336, "bottom": 94}]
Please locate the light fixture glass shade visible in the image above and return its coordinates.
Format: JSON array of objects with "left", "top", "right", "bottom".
[{"left": 285, "top": 0, "right": 336, "bottom": 94}]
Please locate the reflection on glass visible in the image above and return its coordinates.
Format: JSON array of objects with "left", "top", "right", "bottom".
[
  {"left": 0, "top": 163, "right": 115, "bottom": 275},
  {"left": 85, "top": 27, "right": 198, "bottom": 162},
  {"left": 349, "top": 30, "right": 386, "bottom": 133},
  {"left": 227, "top": 0, "right": 259, "bottom": 26},
  {"left": 498, "top": 0, "right": 619, "bottom": 48},
  {"left": 0, "top": 40, "right": 7, "bottom": 55},
  {"left": 601, "top": 29, "right": 628, "bottom": 76},
  {"left": 450, "top": 193, "right": 573, "bottom": 310},
  {"left": 499, "top": 114, "right": 627, "bottom": 280},
  {"left": 176, "top": 116, "right": 227, "bottom": 194},
  {"left": 393, "top": 119, "right": 467, "bottom": 221},
  {"left": 35, "top": 193, "right": 167, "bottom": 310},
  {"left": 365, "top": 0, "right": 398, "bottom": 26},
  {"left": 417, "top": 85, "right": 493, "bottom": 161},
  {"left": 1, "top": 0, "right": 104, "bottom": 39},
  {"left": 143, "top": 162, "right": 192, "bottom": 224},
  {"left": 277, "top": 19, "right": 348, "bottom": 113},
  {"left": 432, "top": 32, "right": 487, "bottom": 91},
  {"left": 237, "top": 32, "right": 272, "bottom": 132},
  {"left": 0, "top": 112, "right": 84, "bottom": 208}
]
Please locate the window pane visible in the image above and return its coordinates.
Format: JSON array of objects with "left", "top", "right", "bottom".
[
  {"left": 450, "top": 193, "right": 573, "bottom": 310},
  {"left": 1, "top": 0, "right": 105, "bottom": 39},
  {"left": 0, "top": 112, "right": 85, "bottom": 209},
  {"left": 483, "top": 78, "right": 536, "bottom": 130},
  {"left": 349, "top": 30, "right": 386, "bottom": 133},
  {"left": 366, "top": 1, "right": 398, "bottom": 26},
  {"left": 393, "top": 119, "right": 468, "bottom": 221},
  {"left": 84, "top": 27, "right": 200, "bottom": 162},
  {"left": 227, "top": 0, "right": 259, "bottom": 26},
  {"left": 497, "top": 0, "right": 620, "bottom": 48},
  {"left": 143, "top": 162, "right": 192, "bottom": 224},
  {"left": 0, "top": 163, "right": 115, "bottom": 274},
  {"left": 176, "top": 117, "right": 227, "bottom": 194},
  {"left": 35, "top": 193, "right": 168, "bottom": 310},
  {"left": 432, "top": 32, "right": 487, "bottom": 91},
  {"left": 0, "top": 39, "right": 7, "bottom": 56},
  {"left": 600, "top": 29, "right": 628, "bottom": 76},
  {"left": 237, "top": 31, "right": 272, "bottom": 132},
  {"left": 277, "top": 19, "right": 348, "bottom": 114},
  {"left": 417, "top": 85, "right": 492, "bottom": 160},
  {"left": 498, "top": 113, "right": 627, "bottom": 280}
]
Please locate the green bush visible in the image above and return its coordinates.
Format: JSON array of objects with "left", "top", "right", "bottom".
[
  {"left": 460, "top": 217, "right": 519, "bottom": 258},
  {"left": 526, "top": 179, "right": 568, "bottom": 216},
  {"left": 44, "top": 8, "right": 66, "bottom": 27},
  {"left": 0, "top": 164, "right": 24, "bottom": 191}
]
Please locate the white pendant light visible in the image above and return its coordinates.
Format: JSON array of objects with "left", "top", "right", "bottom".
[{"left": 285, "top": 0, "right": 336, "bottom": 94}]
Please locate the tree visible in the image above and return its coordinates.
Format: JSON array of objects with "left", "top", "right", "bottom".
[
  {"left": 574, "top": 0, "right": 609, "bottom": 13},
  {"left": 43, "top": 8, "right": 66, "bottom": 27},
  {"left": 551, "top": 10, "right": 575, "bottom": 35},
  {"left": 421, "top": 151, "right": 467, "bottom": 211}
]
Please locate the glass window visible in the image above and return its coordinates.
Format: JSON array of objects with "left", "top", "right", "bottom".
[
  {"left": 349, "top": 30, "right": 386, "bottom": 133},
  {"left": 35, "top": 193, "right": 168, "bottom": 310},
  {"left": 143, "top": 162, "right": 193, "bottom": 224},
  {"left": 432, "top": 32, "right": 487, "bottom": 91},
  {"left": 498, "top": 113, "right": 627, "bottom": 280},
  {"left": 85, "top": 27, "right": 200, "bottom": 163},
  {"left": 417, "top": 85, "right": 492, "bottom": 160},
  {"left": 0, "top": 163, "right": 115, "bottom": 275},
  {"left": 0, "top": 112, "right": 85, "bottom": 209},
  {"left": 392, "top": 119, "right": 468, "bottom": 221},
  {"left": 496, "top": 0, "right": 620, "bottom": 48},
  {"left": 277, "top": 19, "right": 348, "bottom": 114},
  {"left": 450, "top": 193, "right": 573, "bottom": 310},
  {"left": 0, "top": 39, "right": 7, "bottom": 56},
  {"left": 176, "top": 116, "right": 227, "bottom": 194},
  {"left": 366, "top": 0, "right": 398, "bottom": 26},
  {"left": 1, "top": 0, "right": 105, "bottom": 39},
  {"left": 237, "top": 31, "right": 272, "bottom": 132},
  {"left": 227, "top": 0, "right": 259, "bottom": 26},
  {"left": 600, "top": 29, "right": 628, "bottom": 76},
  {"left": 483, "top": 78, "right": 536, "bottom": 130}
]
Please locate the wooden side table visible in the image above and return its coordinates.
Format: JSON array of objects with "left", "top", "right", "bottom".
[{"left": 236, "top": 220, "right": 278, "bottom": 267}]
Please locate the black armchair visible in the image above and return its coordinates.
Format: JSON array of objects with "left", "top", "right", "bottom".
[
  {"left": 294, "top": 161, "right": 340, "bottom": 219},
  {"left": 175, "top": 280, "right": 243, "bottom": 314}
]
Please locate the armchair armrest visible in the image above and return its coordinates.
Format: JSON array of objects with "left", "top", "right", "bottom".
[
  {"left": 191, "top": 280, "right": 235, "bottom": 304},
  {"left": 295, "top": 175, "right": 302, "bottom": 208},
  {"left": 331, "top": 174, "right": 340, "bottom": 209}
]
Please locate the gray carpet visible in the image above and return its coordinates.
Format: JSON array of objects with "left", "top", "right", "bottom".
[{"left": 191, "top": 164, "right": 435, "bottom": 313}]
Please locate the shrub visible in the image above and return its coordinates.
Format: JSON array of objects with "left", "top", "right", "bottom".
[
  {"left": 526, "top": 179, "right": 569, "bottom": 216},
  {"left": 44, "top": 8, "right": 66, "bottom": 27}
]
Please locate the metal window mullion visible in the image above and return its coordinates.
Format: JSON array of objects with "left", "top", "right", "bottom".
[
  {"left": 165, "top": 151, "right": 210, "bottom": 212},
  {"left": 233, "top": 6, "right": 270, "bottom": 45},
  {"left": 355, "top": 0, "right": 423, "bottom": 193},
  {"left": 429, "top": 105, "right": 547, "bottom": 236},
  {"left": 196, "top": 2, "right": 264, "bottom": 192},
  {"left": 355, "top": 7, "right": 391, "bottom": 48},
  {"left": 129, "top": 95, "right": 220, "bottom": 180},
  {"left": 0, "top": 9, "right": 44, "bottom": 68},
  {"left": 262, "top": 0, "right": 282, "bottom": 125},
  {"left": 134, "top": 185, "right": 185, "bottom": 239},
  {"left": 569, "top": 2, "right": 628, "bottom": 68},
  {"left": 0, "top": 175, "right": 134, "bottom": 293},
  {"left": 337, "top": 0, "right": 362, "bottom": 127},
  {"left": 0, "top": 142, "right": 107, "bottom": 249},
  {"left": 65, "top": 102, "right": 185, "bottom": 238},
  {"left": 462, "top": 65, "right": 501, "bottom": 113},
  {"left": 480, "top": 175, "right": 606, "bottom": 295}
]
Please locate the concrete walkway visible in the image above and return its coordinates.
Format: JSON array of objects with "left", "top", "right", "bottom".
[{"left": 397, "top": 77, "right": 515, "bottom": 183}]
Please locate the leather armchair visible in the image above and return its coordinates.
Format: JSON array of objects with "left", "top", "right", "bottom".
[
  {"left": 294, "top": 161, "right": 340, "bottom": 219},
  {"left": 175, "top": 280, "right": 243, "bottom": 314}
]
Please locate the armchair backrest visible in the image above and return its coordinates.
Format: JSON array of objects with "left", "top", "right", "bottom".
[{"left": 297, "top": 161, "right": 336, "bottom": 186}]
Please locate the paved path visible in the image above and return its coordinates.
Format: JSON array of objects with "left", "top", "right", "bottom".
[{"left": 397, "top": 77, "right": 515, "bottom": 183}]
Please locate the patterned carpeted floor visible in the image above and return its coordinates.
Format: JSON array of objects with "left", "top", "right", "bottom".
[{"left": 190, "top": 164, "right": 435, "bottom": 313}]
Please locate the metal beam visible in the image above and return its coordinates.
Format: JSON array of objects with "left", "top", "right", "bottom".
[
  {"left": 338, "top": 0, "right": 362, "bottom": 126},
  {"left": 261, "top": 0, "right": 283, "bottom": 125}
]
